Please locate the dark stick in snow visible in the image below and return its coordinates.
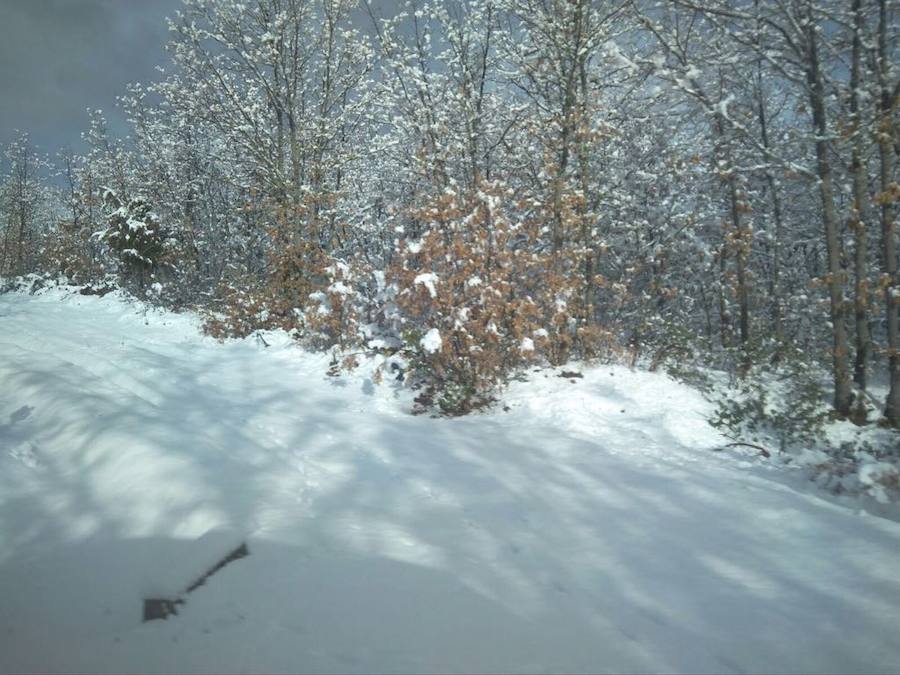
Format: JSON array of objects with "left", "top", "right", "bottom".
[{"left": 142, "top": 542, "right": 250, "bottom": 622}]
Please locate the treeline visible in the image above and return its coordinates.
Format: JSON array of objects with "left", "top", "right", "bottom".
[{"left": 0, "top": 0, "right": 897, "bottom": 423}]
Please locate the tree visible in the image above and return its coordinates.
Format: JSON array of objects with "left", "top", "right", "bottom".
[
  {"left": 0, "top": 133, "right": 52, "bottom": 277},
  {"left": 875, "top": 0, "right": 899, "bottom": 425}
]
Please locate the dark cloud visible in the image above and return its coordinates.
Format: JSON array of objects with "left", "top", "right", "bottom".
[
  {"left": 0, "top": 0, "right": 182, "bottom": 155},
  {"left": 0, "top": 0, "right": 404, "bottom": 160}
]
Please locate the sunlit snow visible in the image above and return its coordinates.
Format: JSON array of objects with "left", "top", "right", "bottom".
[{"left": 1, "top": 288, "right": 899, "bottom": 674}]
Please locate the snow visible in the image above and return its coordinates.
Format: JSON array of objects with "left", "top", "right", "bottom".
[
  {"left": 327, "top": 281, "right": 353, "bottom": 296},
  {"left": 413, "top": 272, "right": 438, "bottom": 298},
  {"left": 859, "top": 457, "right": 900, "bottom": 505},
  {"left": 716, "top": 94, "right": 736, "bottom": 120},
  {"left": 420, "top": 327, "right": 442, "bottom": 353},
  {"left": 2, "top": 287, "right": 900, "bottom": 674}
]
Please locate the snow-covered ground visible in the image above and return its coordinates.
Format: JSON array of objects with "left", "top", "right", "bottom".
[{"left": 1, "top": 287, "right": 899, "bottom": 674}]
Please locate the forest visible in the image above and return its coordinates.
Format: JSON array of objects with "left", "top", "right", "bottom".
[{"left": 1, "top": 0, "right": 898, "bottom": 431}]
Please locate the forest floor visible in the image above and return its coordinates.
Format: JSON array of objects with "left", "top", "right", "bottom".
[{"left": 1, "top": 285, "right": 899, "bottom": 674}]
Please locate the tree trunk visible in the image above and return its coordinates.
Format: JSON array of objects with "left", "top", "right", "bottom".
[
  {"left": 730, "top": 178, "right": 751, "bottom": 374},
  {"left": 850, "top": 0, "right": 871, "bottom": 395},
  {"left": 756, "top": 91, "right": 786, "bottom": 354},
  {"left": 877, "top": 0, "right": 900, "bottom": 424},
  {"left": 754, "top": 0, "right": 784, "bottom": 354},
  {"left": 15, "top": 151, "right": 28, "bottom": 276},
  {"left": 713, "top": 102, "right": 750, "bottom": 371},
  {"left": 804, "top": 8, "right": 853, "bottom": 416},
  {"left": 719, "top": 245, "right": 732, "bottom": 350}
]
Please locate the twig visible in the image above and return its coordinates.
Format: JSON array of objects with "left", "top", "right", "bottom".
[{"left": 723, "top": 441, "right": 771, "bottom": 458}]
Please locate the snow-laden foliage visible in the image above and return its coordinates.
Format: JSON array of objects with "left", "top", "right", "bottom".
[
  {"left": 0, "top": 0, "right": 898, "bottom": 441},
  {"left": 390, "top": 182, "right": 550, "bottom": 413},
  {"left": 96, "top": 189, "right": 173, "bottom": 291}
]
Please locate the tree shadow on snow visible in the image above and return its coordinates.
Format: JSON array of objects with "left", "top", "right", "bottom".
[{"left": 0, "top": 334, "right": 899, "bottom": 675}]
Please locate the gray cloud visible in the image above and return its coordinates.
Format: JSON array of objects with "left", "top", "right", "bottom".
[
  {"left": 0, "top": 0, "right": 404, "bottom": 160},
  {"left": 0, "top": 0, "right": 181, "bottom": 155}
]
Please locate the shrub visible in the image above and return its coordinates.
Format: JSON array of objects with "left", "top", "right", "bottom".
[
  {"left": 202, "top": 274, "right": 276, "bottom": 339},
  {"left": 202, "top": 200, "right": 370, "bottom": 350},
  {"left": 709, "top": 345, "right": 829, "bottom": 452},
  {"left": 303, "top": 258, "right": 366, "bottom": 350},
  {"left": 40, "top": 219, "right": 106, "bottom": 286},
  {"left": 389, "top": 181, "right": 560, "bottom": 415},
  {"left": 97, "top": 189, "right": 174, "bottom": 291},
  {"left": 203, "top": 200, "right": 325, "bottom": 339}
]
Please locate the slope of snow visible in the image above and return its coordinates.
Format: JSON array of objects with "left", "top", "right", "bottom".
[{"left": 1, "top": 287, "right": 900, "bottom": 674}]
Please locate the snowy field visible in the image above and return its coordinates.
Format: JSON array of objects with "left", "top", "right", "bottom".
[{"left": 1, "top": 287, "right": 900, "bottom": 674}]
